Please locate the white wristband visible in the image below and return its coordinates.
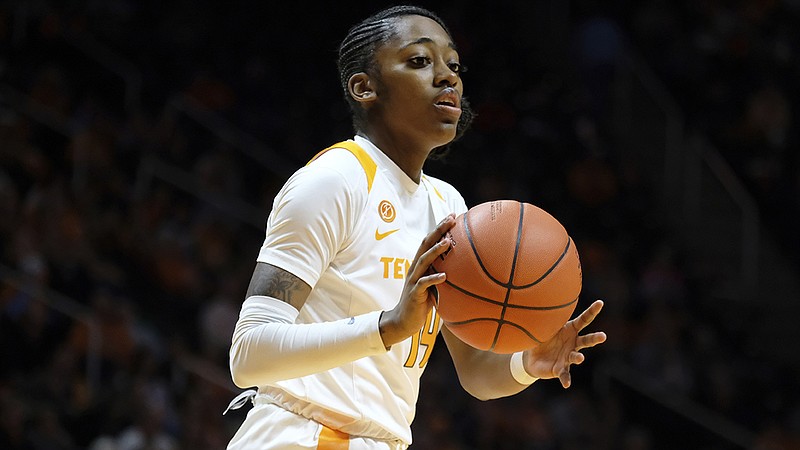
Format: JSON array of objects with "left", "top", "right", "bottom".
[{"left": 510, "top": 351, "right": 538, "bottom": 385}]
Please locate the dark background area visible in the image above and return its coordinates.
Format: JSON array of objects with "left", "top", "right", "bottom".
[{"left": 1, "top": 0, "right": 799, "bottom": 449}]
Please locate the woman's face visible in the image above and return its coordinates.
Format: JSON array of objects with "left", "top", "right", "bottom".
[{"left": 369, "top": 15, "right": 464, "bottom": 149}]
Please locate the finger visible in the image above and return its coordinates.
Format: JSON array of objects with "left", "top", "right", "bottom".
[
  {"left": 559, "top": 369, "right": 572, "bottom": 389},
  {"left": 412, "top": 214, "right": 456, "bottom": 262},
  {"left": 409, "top": 238, "right": 451, "bottom": 282},
  {"left": 576, "top": 331, "right": 607, "bottom": 350},
  {"left": 416, "top": 271, "right": 447, "bottom": 291},
  {"left": 573, "top": 299, "right": 604, "bottom": 331},
  {"left": 569, "top": 351, "right": 585, "bottom": 365}
]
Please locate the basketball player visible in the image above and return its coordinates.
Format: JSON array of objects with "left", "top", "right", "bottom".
[{"left": 226, "top": 5, "right": 607, "bottom": 449}]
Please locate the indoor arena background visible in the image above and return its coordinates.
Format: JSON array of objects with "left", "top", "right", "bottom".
[{"left": 1, "top": 1, "right": 799, "bottom": 449}]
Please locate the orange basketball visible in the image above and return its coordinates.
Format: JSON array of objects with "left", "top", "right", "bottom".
[{"left": 431, "top": 200, "right": 582, "bottom": 353}]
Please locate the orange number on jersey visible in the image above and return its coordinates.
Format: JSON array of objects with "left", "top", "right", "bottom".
[{"left": 403, "top": 308, "right": 441, "bottom": 368}]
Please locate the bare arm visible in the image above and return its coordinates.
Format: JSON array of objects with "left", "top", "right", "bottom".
[
  {"left": 441, "top": 326, "right": 526, "bottom": 400},
  {"left": 443, "top": 300, "right": 607, "bottom": 400},
  {"left": 245, "top": 262, "right": 312, "bottom": 311}
]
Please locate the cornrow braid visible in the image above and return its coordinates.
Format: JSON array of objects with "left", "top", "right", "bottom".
[
  {"left": 337, "top": 20, "right": 388, "bottom": 101},
  {"left": 336, "top": 5, "right": 474, "bottom": 150}
]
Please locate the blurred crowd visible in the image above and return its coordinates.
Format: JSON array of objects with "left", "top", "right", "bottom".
[
  {"left": 1, "top": 1, "right": 799, "bottom": 449},
  {"left": 622, "top": 0, "right": 800, "bottom": 263}
]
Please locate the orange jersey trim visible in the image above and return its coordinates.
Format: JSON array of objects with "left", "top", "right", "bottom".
[
  {"left": 422, "top": 175, "right": 446, "bottom": 201},
  {"left": 318, "top": 425, "right": 349, "bottom": 450},
  {"left": 307, "top": 141, "right": 377, "bottom": 193}
]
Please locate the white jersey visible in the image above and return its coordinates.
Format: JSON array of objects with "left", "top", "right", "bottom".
[{"left": 255, "top": 136, "right": 467, "bottom": 445}]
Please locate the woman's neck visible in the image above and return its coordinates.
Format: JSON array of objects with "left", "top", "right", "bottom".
[{"left": 358, "top": 130, "right": 430, "bottom": 183}]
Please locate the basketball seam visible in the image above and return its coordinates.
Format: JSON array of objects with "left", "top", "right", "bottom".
[
  {"left": 441, "top": 280, "right": 579, "bottom": 310},
  {"left": 463, "top": 211, "right": 575, "bottom": 291},
  {"left": 489, "top": 202, "right": 525, "bottom": 352},
  {"left": 463, "top": 210, "right": 506, "bottom": 287},
  {"left": 443, "top": 317, "right": 545, "bottom": 345},
  {"left": 439, "top": 202, "right": 582, "bottom": 352},
  {"left": 513, "top": 237, "right": 573, "bottom": 289}
]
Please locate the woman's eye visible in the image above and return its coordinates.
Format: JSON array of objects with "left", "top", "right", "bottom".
[
  {"left": 449, "top": 62, "right": 466, "bottom": 74},
  {"left": 410, "top": 56, "right": 431, "bottom": 67}
]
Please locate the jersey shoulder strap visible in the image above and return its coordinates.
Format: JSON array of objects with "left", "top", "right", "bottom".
[{"left": 306, "top": 141, "right": 377, "bottom": 193}]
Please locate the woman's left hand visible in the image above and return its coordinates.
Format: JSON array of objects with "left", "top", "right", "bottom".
[{"left": 523, "top": 299, "right": 607, "bottom": 388}]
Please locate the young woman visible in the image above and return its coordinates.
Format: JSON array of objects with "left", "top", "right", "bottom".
[{"left": 226, "top": 6, "right": 606, "bottom": 449}]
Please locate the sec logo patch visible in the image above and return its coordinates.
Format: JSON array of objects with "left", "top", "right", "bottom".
[{"left": 378, "top": 200, "right": 396, "bottom": 223}]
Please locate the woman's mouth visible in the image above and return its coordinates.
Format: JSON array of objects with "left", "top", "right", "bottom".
[{"left": 434, "top": 90, "right": 462, "bottom": 119}]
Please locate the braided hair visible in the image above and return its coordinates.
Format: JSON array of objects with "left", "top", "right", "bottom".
[{"left": 337, "top": 5, "right": 474, "bottom": 155}]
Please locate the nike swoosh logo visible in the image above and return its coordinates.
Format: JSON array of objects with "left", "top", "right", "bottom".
[{"left": 375, "top": 228, "right": 400, "bottom": 240}]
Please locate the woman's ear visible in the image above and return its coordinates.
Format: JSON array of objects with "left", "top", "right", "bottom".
[{"left": 348, "top": 72, "right": 377, "bottom": 105}]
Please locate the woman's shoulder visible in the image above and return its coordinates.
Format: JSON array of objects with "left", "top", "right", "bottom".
[{"left": 299, "top": 143, "right": 376, "bottom": 192}]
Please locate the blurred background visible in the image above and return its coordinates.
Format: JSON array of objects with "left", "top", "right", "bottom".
[{"left": 1, "top": 0, "right": 799, "bottom": 448}]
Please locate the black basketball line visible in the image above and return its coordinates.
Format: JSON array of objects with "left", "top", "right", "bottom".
[
  {"left": 444, "top": 316, "right": 545, "bottom": 345},
  {"left": 463, "top": 207, "right": 508, "bottom": 287},
  {"left": 441, "top": 280, "right": 579, "bottom": 310},
  {"left": 513, "top": 237, "right": 573, "bottom": 289},
  {"left": 443, "top": 202, "right": 582, "bottom": 351},
  {"left": 462, "top": 205, "right": 574, "bottom": 291},
  {"left": 490, "top": 202, "right": 526, "bottom": 352},
  {"left": 444, "top": 204, "right": 577, "bottom": 310}
]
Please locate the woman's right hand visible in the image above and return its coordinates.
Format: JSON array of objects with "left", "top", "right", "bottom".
[{"left": 379, "top": 213, "right": 456, "bottom": 347}]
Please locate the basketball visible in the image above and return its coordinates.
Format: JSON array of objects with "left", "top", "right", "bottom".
[{"left": 431, "top": 200, "right": 582, "bottom": 353}]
